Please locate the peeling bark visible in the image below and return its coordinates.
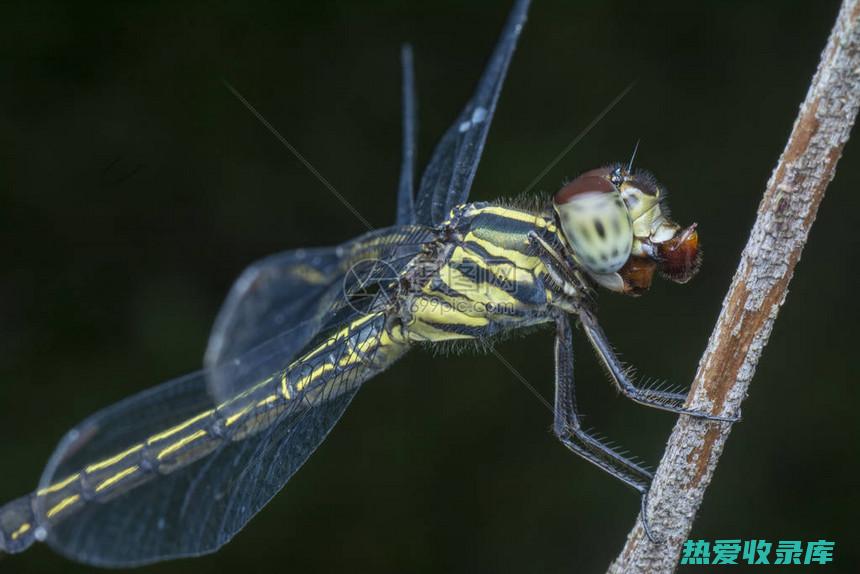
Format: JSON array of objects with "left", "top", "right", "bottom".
[{"left": 607, "top": 1, "right": 860, "bottom": 572}]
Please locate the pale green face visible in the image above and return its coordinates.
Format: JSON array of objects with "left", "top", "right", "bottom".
[{"left": 617, "top": 171, "right": 675, "bottom": 259}]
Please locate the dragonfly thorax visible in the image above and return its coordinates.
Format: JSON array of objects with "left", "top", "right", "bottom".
[{"left": 397, "top": 203, "right": 563, "bottom": 344}]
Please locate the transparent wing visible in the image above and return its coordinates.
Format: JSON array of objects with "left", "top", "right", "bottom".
[
  {"left": 203, "top": 247, "right": 344, "bottom": 375},
  {"left": 34, "top": 307, "right": 396, "bottom": 567},
  {"left": 204, "top": 225, "right": 433, "bottom": 402},
  {"left": 395, "top": 44, "right": 418, "bottom": 226},
  {"left": 413, "top": 0, "right": 530, "bottom": 226}
]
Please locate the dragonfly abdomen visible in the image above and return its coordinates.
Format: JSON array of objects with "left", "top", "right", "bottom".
[{"left": 0, "top": 311, "right": 407, "bottom": 558}]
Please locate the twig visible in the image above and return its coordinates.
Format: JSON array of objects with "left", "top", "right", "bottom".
[{"left": 607, "top": 1, "right": 860, "bottom": 572}]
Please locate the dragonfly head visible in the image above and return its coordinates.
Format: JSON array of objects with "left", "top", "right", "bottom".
[{"left": 553, "top": 164, "right": 701, "bottom": 296}]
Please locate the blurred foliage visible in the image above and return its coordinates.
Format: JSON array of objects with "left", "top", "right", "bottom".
[{"left": 0, "top": 1, "right": 857, "bottom": 572}]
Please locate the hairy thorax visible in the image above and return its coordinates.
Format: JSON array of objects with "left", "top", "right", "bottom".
[{"left": 399, "top": 202, "right": 571, "bottom": 343}]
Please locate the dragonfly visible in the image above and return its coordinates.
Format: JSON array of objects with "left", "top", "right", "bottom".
[{"left": 0, "top": 0, "right": 734, "bottom": 567}]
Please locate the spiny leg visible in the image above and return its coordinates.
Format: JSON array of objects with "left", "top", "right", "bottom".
[
  {"left": 528, "top": 232, "right": 592, "bottom": 299},
  {"left": 528, "top": 225, "right": 737, "bottom": 423},
  {"left": 578, "top": 310, "right": 738, "bottom": 423},
  {"left": 553, "top": 316, "right": 663, "bottom": 542},
  {"left": 552, "top": 316, "right": 652, "bottom": 494}
]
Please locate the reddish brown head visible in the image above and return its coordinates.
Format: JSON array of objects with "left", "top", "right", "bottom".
[{"left": 553, "top": 164, "right": 701, "bottom": 295}]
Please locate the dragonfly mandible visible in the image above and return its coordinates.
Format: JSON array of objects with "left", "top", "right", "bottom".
[{"left": 0, "top": 0, "right": 733, "bottom": 566}]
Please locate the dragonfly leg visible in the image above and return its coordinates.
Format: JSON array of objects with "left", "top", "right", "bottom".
[
  {"left": 527, "top": 231, "right": 594, "bottom": 312},
  {"left": 555, "top": 316, "right": 667, "bottom": 543},
  {"left": 552, "top": 315, "right": 652, "bottom": 493},
  {"left": 578, "top": 310, "right": 739, "bottom": 423}
]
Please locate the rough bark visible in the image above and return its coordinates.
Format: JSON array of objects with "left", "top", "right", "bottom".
[{"left": 607, "top": 1, "right": 860, "bottom": 572}]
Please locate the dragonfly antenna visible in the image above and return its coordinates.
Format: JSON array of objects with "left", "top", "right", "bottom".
[{"left": 627, "top": 139, "right": 641, "bottom": 173}]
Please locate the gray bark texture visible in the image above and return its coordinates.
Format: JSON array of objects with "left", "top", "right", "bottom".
[{"left": 607, "top": 1, "right": 860, "bottom": 572}]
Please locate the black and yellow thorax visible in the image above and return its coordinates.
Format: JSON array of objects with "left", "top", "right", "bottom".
[{"left": 400, "top": 202, "right": 568, "bottom": 343}]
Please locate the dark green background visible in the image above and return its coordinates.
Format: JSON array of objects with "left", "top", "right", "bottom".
[{"left": 1, "top": 1, "right": 857, "bottom": 572}]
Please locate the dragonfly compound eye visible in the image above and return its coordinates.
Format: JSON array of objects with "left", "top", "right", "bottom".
[{"left": 553, "top": 169, "right": 633, "bottom": 275}]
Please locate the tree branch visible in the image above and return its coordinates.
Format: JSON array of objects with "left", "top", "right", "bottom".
[{"left": 608, "top": 1, "right": 860, "bottom": 572}]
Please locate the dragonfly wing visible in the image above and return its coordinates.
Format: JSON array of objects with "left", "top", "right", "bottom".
[
  {"left": 413, "top": 0, "right": 530, "bottom": 226},
  {"left": 32, "top": 309, "right": 393, "bottom": 566},
  {"left": 395, "top": 44, "right": 418, "bottom": 226},
  {"left": 204, "top": 247, "right": 345, "bottom": 397},
  {"left": 204, "top": 225, "right": 434, "bottom": 402}
]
